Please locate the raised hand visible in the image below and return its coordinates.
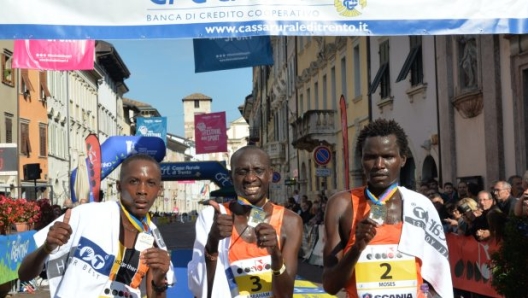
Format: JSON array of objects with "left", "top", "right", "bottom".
[
  {"left": 205, "top": 200, "right": 234, "bottom": 252},
  {"left": 354, "top": 217, "right": 378, "bottom": 251},
  {"left": 254, "top": 223, "right": 279, "bottom": 254},
  {"left": 45, "top": 208, "right": 73, "bottom": 252},
  {"left": 141, "top": 247, "right": 171, "bottom": 284}
]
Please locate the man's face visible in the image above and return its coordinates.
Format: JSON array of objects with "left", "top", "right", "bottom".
[
  {"left": 117, "top": 159, "right": 161, "bottom": 218},
  {"left": 493, "top": 182, "right": 511, "bottom": 202},
  {"left": 362, "top": 135, "right": 406, "bottom": 193},
  {"left": 458, "top": 182, "right": 468, "bottom": 197},
  {"left": 429, "top": 181, "right": 438, "bottom": 190},
  {"left": 419, "top": 185, "right": 429, "bottom": 195},
  {"left": 478, "top": 192, "right": 494, "bottom": 211},
  {"left": 231, "top": 149, "right": 272, "bottom": 204},
  {"left": 444, "top": 184, "right": 454, "bottom": 195},
  {"left": 511, "top": 177, "right": 523, "bottom": 197}
]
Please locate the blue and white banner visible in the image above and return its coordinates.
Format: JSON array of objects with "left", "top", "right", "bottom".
[
  {"left": 136, "top": 117, "right": 168, "bottom": 145},
  {"left": 0, "top": 0, "right": 527, "bottom": 39},
  {"left": 193, "top": 36, "right": 273, "bottom": 73}
]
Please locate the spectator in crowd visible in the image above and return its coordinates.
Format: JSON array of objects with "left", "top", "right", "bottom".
[
  {"left": 456, "top": 197, "right": 480, "bottom": 237},
  {"left": 444, "top": 203, "right": 465, "bottom": 234},
  {"left": 429, "top": 178, "right": 449, "bottom": 202},
  {"left": 487, "top": 208, "right": 507, "bottom": 243},
  {"left": 507, "top": 174, "right": 523, "bottom": 199},
  {"left": 293, "top": 189, "right": 301, "bottom": 204},
  {"left": 469, "top": 191, "right": 499, "bottom": 241},
  {"left": 299, "top": 200, "right": 314, "bottom": 225},
  {"left": 443, "top": 182, "right": 459, "bottom": 205},
  {"left": 428, "top": 192, "right": 450, "bottom": 229},
  {"left": 493, "top": 181, "right": 518, "bottom": 215},
  {"left": 514, "top": 170, "right": 528, "bottom": 217},
  {"left": 418, "top": 182, "right": 430, "bottom": 196},
  {"left": 286, "top": 196, "right": 301, "bottom": 213},
  {"left": 467, "top": 182, "right": 481, "bottom": 199},
  {"left": 457, "top": 181, "right": 469, "bottom": 199}
]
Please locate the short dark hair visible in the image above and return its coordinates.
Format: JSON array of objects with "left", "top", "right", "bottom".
[
  {"left": 444, "top": 182, "right": 454, "bottom": 188},
  {"left": 119, "top": 153, "right": 160, "bottom": 179},
  {"left": 356, "top": 118, "right": 409, "bottom": 157}
]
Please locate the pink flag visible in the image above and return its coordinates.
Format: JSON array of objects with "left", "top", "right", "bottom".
[
  {"left": 13, "top": 40, "right": 95, "bottom": 70},
  {"left": 195, "top": 112, "right": 227, "bottom": 154}
]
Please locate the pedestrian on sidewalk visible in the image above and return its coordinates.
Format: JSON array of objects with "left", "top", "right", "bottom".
[
  {"left": 18, "top": 154, "right": 175, "bottom": 298},
  {"left": 322, "top": 119, "right": 453, "bottom": 298},
  {"left": 188, "top": 145, "right": 303, "bottom": 298}
]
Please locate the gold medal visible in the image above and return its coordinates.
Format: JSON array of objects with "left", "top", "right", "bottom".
[
  {"left": 248, "top": 208, "right": 267, "bottom": 228},
  {"left": 369, "top": 203, "right": 387, "bottom": 225}
]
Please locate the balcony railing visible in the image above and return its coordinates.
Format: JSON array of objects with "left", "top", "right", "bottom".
[
  {"left": 265, "top": 141, "right": 285, "bottom": 162},
  {"left": 291, "top": 110, "right": 336, "bottom": 151}
]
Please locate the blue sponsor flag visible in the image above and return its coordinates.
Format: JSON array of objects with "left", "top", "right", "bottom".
[
  {"left": 136, "top": 117, "right": 167, "bottom": 145},
  {"left": 193, "top": 36, "right": 274, "bottom": 73}
]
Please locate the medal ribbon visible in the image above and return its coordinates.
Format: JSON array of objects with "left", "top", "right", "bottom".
[
  {"left": 119, "top": 202, "right": 151, "bottom": 233},
  {"left": 366, "top": 182, "right": 398, "bottom": 205},
  {"left": 237, "top": 196, "right": 268, "bottom": 211}
]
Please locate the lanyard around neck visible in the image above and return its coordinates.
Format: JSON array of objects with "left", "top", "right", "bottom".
[
  {"left": 119, "top": 202, "right": 151, "bottom": 233},
  {"left": 237, "top": 196, "right": 268, "bottom": 211},
  {"left": 366, "top": 182, "right": 398, "bottom": 205}
]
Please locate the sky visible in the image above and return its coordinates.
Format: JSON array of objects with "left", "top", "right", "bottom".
[{"left": 108, "top": 39, "right": 253, "bottom": 137}]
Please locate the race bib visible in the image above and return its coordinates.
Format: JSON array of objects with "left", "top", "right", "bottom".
[
  {"left": 355, "top": 244, "right": 418, "bottom": 298},
  {"left": 230, "top": 256, "right": 273, "bottom": 298},
  {"left": 99, "top": 280, "right": 142, "bottom": 298}
]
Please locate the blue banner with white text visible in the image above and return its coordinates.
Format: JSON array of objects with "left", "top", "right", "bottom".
[
  {"left": 135, "top": 117, "right": 168, "bottom": 145},
  {"left": 193, "top": 36, "right": 273, "bottom": 73}
]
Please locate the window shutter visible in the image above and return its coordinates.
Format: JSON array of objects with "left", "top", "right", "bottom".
[
  {"left": 39, "top": 125, "right": 47, "bottom": 156},
  {"left": 5, "top": 118, "right": 12, "bottom": 143}
]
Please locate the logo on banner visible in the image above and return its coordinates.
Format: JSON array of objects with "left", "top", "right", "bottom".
[
  {"left": 195, "top": 112, "right": 227, "bottom": 154},
  {"left": 335, "top": 0, "right": 367, "bottom": 17},
  {"left": 135, "top": 117, "right": 167, "bottom": 144},
  {"left": 13, "top": 40, "right": 95, "bottom": 70}
]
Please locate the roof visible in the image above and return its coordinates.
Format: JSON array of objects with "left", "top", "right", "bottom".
[{"left": 182, "top": 93, "right": 212, "bottom": 102}]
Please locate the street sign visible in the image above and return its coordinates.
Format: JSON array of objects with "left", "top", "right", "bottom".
[
  {"left": 313, "top": 146, "right": 331, "bottom": 166},
  {"left": 285, "top": 178, "right": 297, "bottom": 186},
  {"left": 315, "top": 168, "right": 331, "bottom": 177},
  {"left": 272, "top": 172, "right": 281, "bottom": 183}
]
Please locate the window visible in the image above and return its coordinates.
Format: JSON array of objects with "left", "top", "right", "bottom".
[
  {"left": 341, "top": 57, "right": 347, "bottom": 98},
  {"left": 1, "top": 50, "right": 14, "bottom": 86},
  {"left": 331, "top": 66, "right": 336, "bottom": 110},
  {"left": 20, "top": 121, "right": 31, "bottom": 156},
  {"left": 306, "top": 88, "right": 311, "bottom": 110},
  {"left": 322, "top": 75, "right": 328, "bottom": 110},
  {"left": 39, "top": 124, "right": 47, "bottom": 157},
  {"left": 39, "top": 71, "right": 51, "bottom": 101},
  {"left": 396, "top": 36, "right": 423, "bottom": 85},
  {"left": 194, "top": 100, "right": 200, "bottom": 108},
  {"left": 369, "top": 40, "right": 391, "bottom": 98},
  {"left": 20, "top": 69, "right": 34, "bottom": 96},
  {"left": 354, "top": 44, "right": 361, "bottom": 98},
  {"left": 5, "top": 115, "right": 12, "bottom": 143}
]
